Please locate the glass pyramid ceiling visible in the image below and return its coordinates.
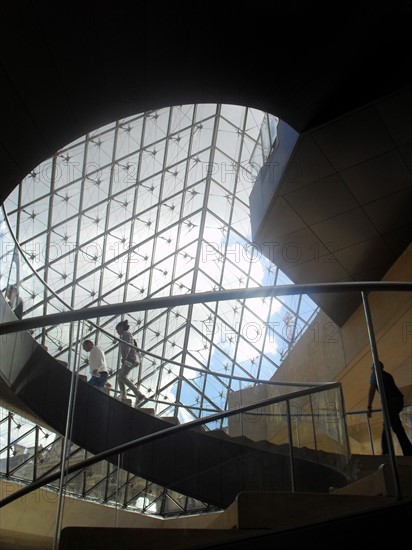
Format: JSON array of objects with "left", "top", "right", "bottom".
[{"left": 2, "top": 104, "right": 318, "bottom": 422}]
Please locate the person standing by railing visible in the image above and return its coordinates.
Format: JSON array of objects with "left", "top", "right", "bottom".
[{"left": 367, "top": 361, "right": 412, "bottom": 456}]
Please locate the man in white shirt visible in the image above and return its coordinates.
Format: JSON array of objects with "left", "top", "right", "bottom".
[{"left": 83, "top": 340, "right": 108, "bottom": 388}]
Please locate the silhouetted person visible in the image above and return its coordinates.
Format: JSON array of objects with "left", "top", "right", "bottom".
[
  {"left": 83, "top": 340, "right": 108, "bottom": 388},
  {"left": 6, "top": 285, "right": 23, "bottom": 320},
  {"left": 367, "top": 361, "right": 412, "bottom": 456},
  {"left": 115, "top": 320, "right": 145, "bottom": 406}
]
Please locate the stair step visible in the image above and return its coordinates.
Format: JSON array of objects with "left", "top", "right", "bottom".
[
  {"left": 208, "top": 429, "right": 232, "bottom": 440},
  {"left": 350, "top": 454, "right": 412, "bottom": 479},
  {"left": 331, "top": 467, "right": 387, "bottom": 496},
  {"left": 333, "top": 461, "right": 412, "bottom": 497},
  {"left": 161, "top": 416, "right": 180, "bottom": 425},
  {"left": 59, "top": 527, "right": 263, "bottom": 550},
  {"left": 210, "top": 491, "right": 395, "bottom": 530},
  {"left": 138, "top": 407, "right": 155, "bottom": 415}
]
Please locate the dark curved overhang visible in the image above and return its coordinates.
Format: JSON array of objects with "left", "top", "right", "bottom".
[
  {"left": 1, "top": 2, "right": 412, "bottom": 203},
  {"left": 250, "top": 96, "right": 412, "bottom": 326},
  {"left": 1, "top": 4, "right": 411, "bottom": 331}
]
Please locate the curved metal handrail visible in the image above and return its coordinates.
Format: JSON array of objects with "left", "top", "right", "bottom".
[
  {"left": 0, "top": 205, "right": 328, "bottom": 390},
  {"left": 1, "top": 281, "right": 410, "bottom": 335}
]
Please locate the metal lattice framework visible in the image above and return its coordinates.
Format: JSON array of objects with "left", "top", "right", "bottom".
[
  {"left": 1, "top": 104, "right": 318, "bottom": 423},
  {"left": 0, "top": 410, "right": 216, "bottom": 516}
]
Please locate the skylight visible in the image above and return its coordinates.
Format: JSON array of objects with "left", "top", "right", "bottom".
[{"left": 1, "top": 104, "right": 318, "bottom": 423}]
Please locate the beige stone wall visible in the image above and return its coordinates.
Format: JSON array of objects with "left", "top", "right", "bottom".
[
  {"left": 229, "top": 244, "right": 411, "bottom": 454},
  {"left": 271, "top": 244, "right": 412, "bottom": 410},
  {"left": 272, "top": 308, "right": 346, "bottom": 384}
]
